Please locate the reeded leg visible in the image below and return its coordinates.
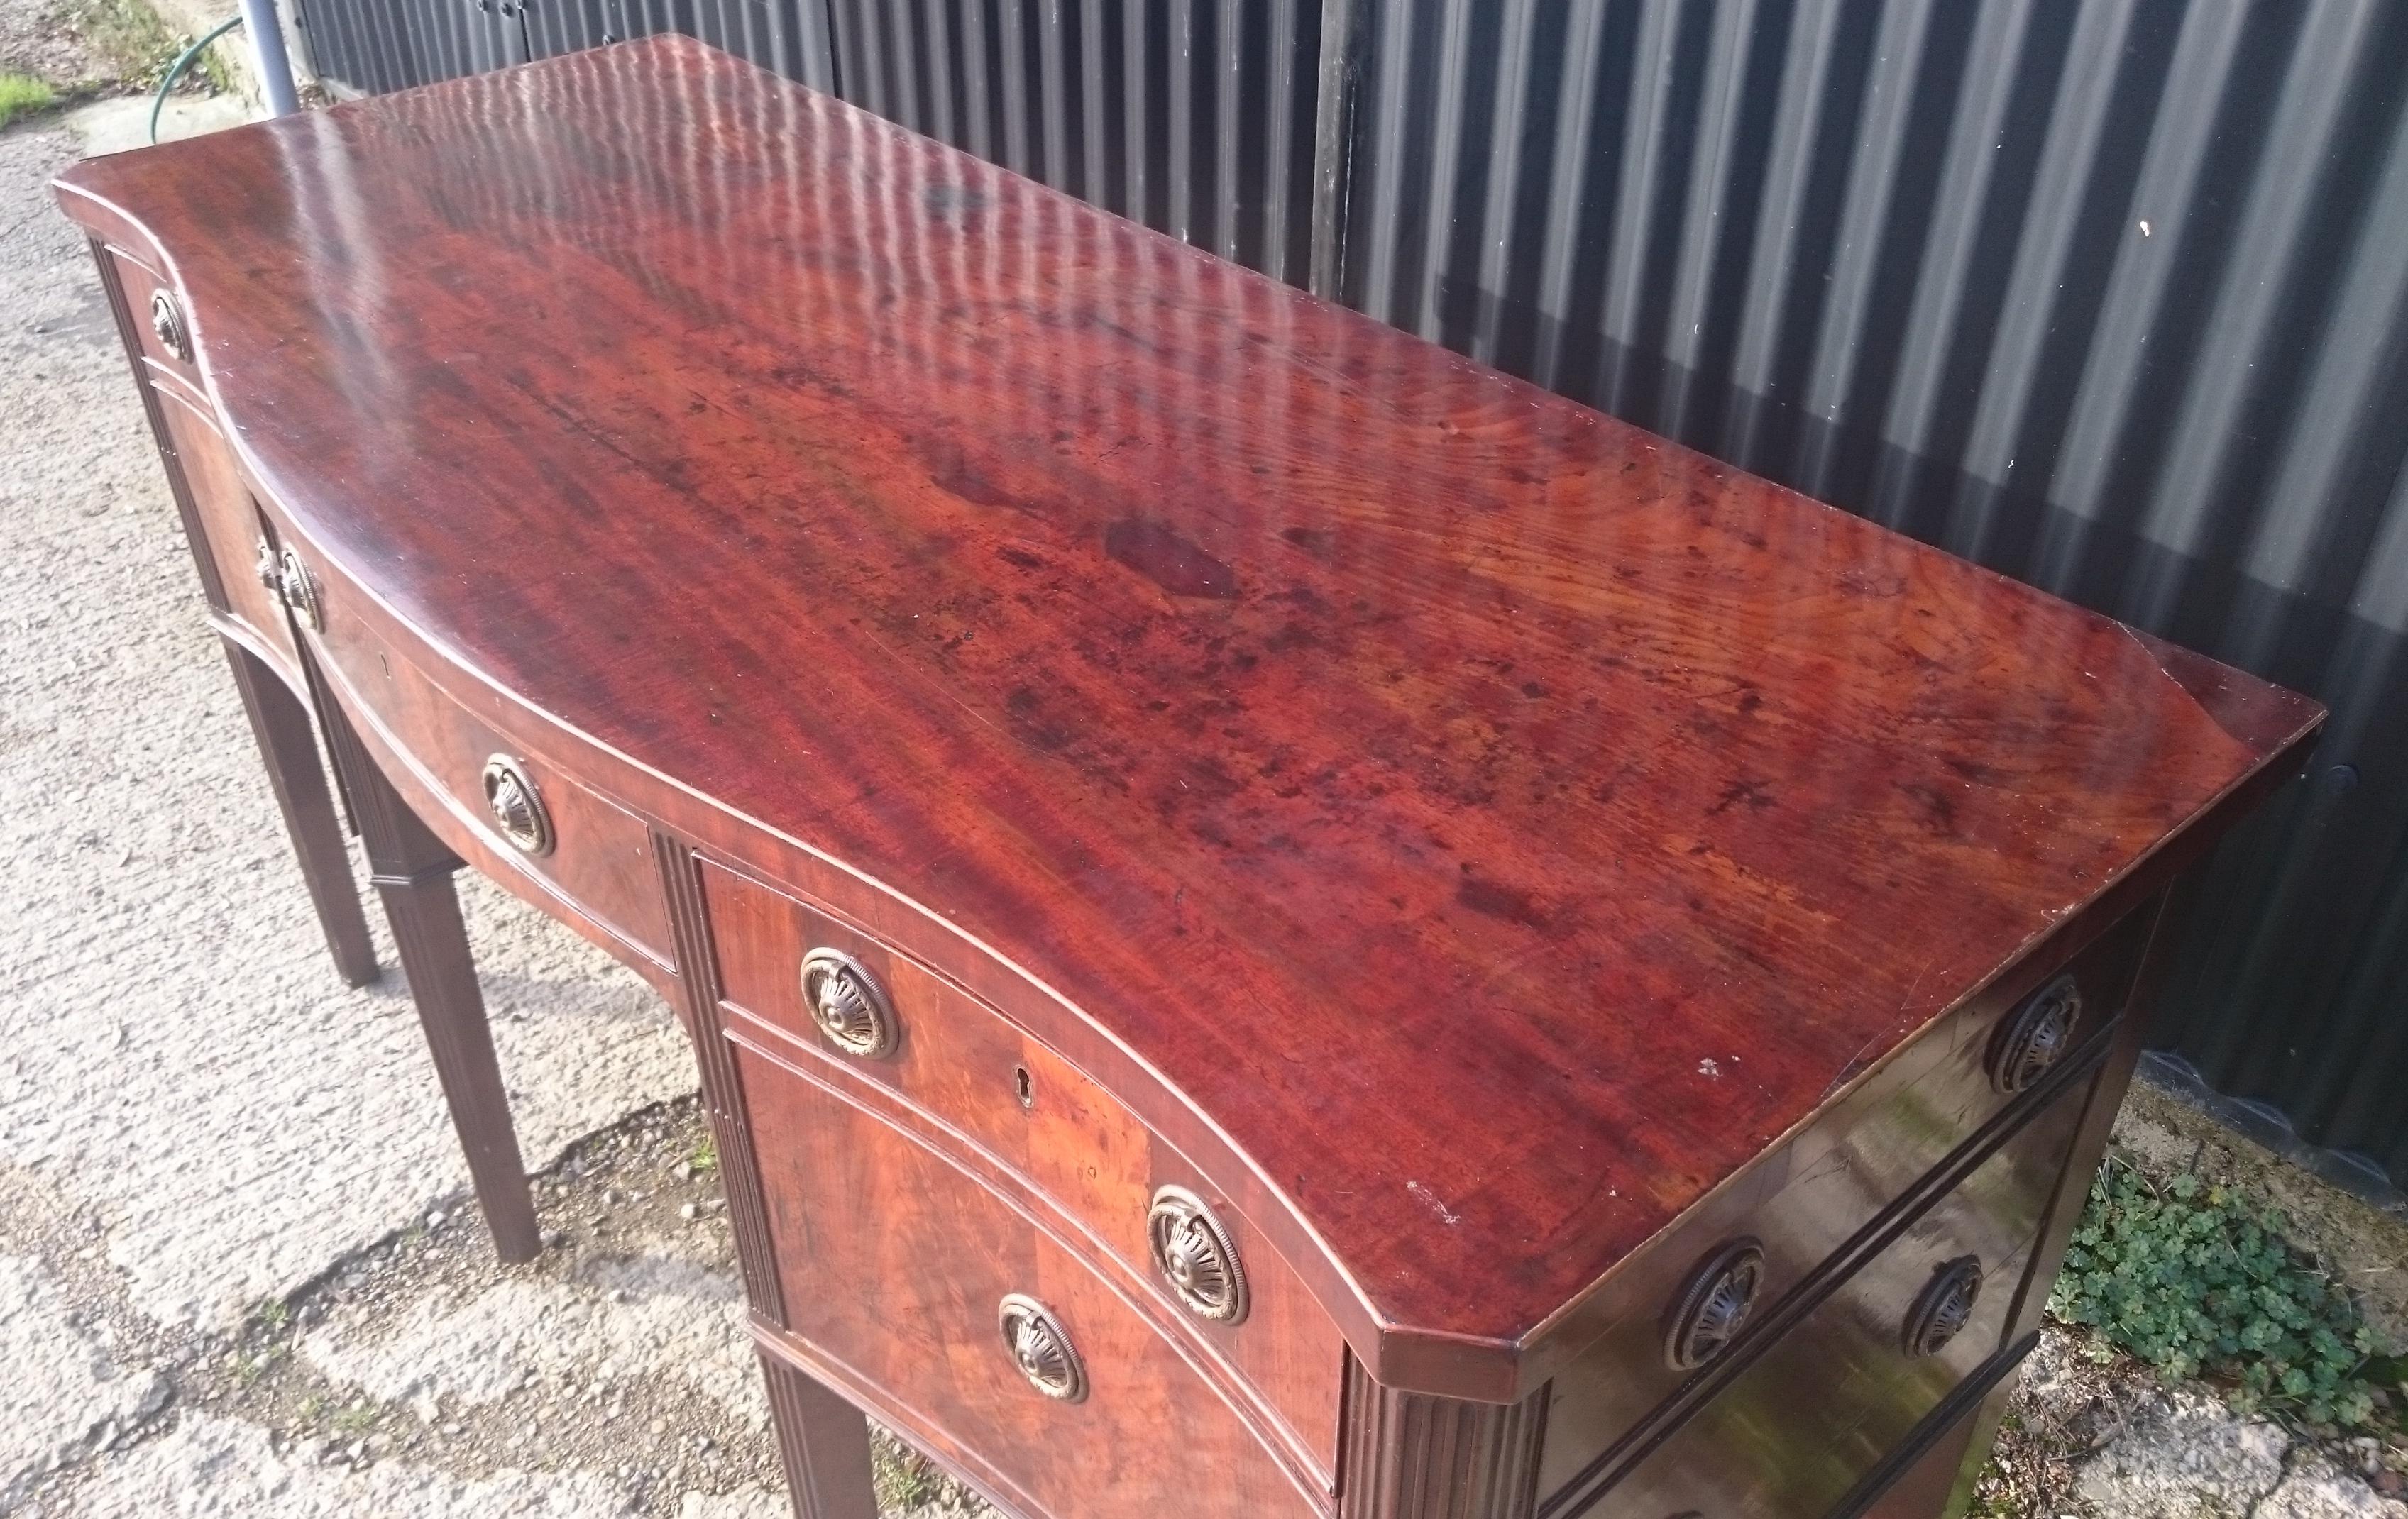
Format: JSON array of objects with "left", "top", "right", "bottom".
[
  {"left": 318, "top": 696, "right": 541, "bottom": 1261},
  {"left": 761, "top": 1353, "right": 878, "bottom": 1519},
  {"left": 221, "top": 639, "right": 378, "bottom": 987}
]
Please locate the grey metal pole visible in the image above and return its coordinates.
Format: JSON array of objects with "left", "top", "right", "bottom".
[{"left": 236, "top": 0, "right": 301, "bottom": 115}]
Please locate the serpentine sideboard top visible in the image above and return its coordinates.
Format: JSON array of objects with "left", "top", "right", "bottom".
[{"left": 54, "top": 33, "right": 2322, "bottom": 1401}]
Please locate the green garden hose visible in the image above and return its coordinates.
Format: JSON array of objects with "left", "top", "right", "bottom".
[{"left": 150, "top": 14, "right": 245, "bottom": 145}]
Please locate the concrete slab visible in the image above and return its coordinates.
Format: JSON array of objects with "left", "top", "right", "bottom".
[{"left": 0, "top": 1256, "right": 169, "bottom": 1509}]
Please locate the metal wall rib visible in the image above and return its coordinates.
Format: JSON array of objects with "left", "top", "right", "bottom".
[
  {"left": 281, "top": 0, "right": 2408, "bottom": 1193},
  {"left": 820, "top": 0, "right": 1321, "bottom": 284},
  {"left": 1334, "top": 0, "right": 2408, "bottom": 1192}
]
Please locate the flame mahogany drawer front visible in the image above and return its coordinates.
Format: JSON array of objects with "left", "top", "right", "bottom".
[
  {"left": 696, "top": 858, "right": 1347, "bottom": 1489},
  {"left": 735, "top": 1037, "right": 1329, "bottom": 1519},
  {"left": 57, "top": 37, "right": 2327, "bottom": 1519}
]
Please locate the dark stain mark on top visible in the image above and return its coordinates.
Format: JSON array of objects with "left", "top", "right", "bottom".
[
  {"left": 1708, "top": 778, "right": 1775, "bottom": 816},
  {"left": 1105, "top": 519, "right": 1240, "bottom": 600},
  {"left": 1456, "top": 873, "right": 1551, "bottom": 932}
]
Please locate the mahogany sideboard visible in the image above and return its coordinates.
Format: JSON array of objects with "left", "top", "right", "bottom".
[{"left": 57, "top": 36, "right": 2324, "bottom": 1519}]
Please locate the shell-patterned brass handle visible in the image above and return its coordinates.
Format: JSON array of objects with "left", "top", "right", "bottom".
[
  {"left": 997, "top": 1294, "right": 1085, "bottom": 1402},
  {"left": 480, "top": 756, "right": 554, "bottom": 856},
  {"left": 800, "top": 949, "right": 897, "bottom": 1059},
  {"left": 149, "top": 289, "right": 191, "bottom": 362},
  {"left": 1147, "top": 1186, "right": 1249, "bottom": 1324},
  {"left": 277, "top": 548, "right": 323, "bottom": 632},
  {"left": 1664, "top": 1239, "right": 1764, "bottom": 1371},
  {"left": 1989, "top": 973, "right": 2081, "bottom": 1094},
  {"left": 1903, "top": 1255, "right": 1984, "bottom": 1357},
  {"left": 253, "top": 538, "right": 280, "bottom": 592}
]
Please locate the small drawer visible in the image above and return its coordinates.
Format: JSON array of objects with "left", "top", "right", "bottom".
[
  {"left": 105, "top": 246, "right": 203, "bottom": 385},
  {"left": 699, "top": 858, "right": 1344, "bottom": 1485},
  {"left": 1555, "top": 1070, "right": 2096, "bottom": 1519},
  {"left": 736, "top": 1039, "right": 1325, "bottom": 1519},
  {"left": 146, "top": 377, "right": 294, "bottom": 671},
  {"left": 1535, "top": 902, "right": 2148, "bottom": 1496},
  {"left": 297, "top": 565, "right": 673, "bottom": 968}
]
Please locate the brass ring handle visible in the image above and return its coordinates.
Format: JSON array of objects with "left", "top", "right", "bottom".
[
  {"left": 1903, "top": 1255, "right": 1984, "bottom": 1357},
  {"left": 149, "top": 289, "right": 191, "bottom": 362},
  {"left": 253, "top": 538, "right": 280, "bottom": 592},
  {"left": 800, "top": 948, "right": 897, "bottom": 1059},
  {"left": 1664, "top": 1239, "right": 1764, "bottom": 1370},
  {"left": 480, "top": 755, "right": 554, "bottom": 856},
  {"left": 1147, "top": 1186, "right": 1249, "bottom": 1325},
  {"left": 1989, "top": 973, "right": 2081, "bottom": 1094},
  {"left": 277, "top": 548, "right": 322, "bottom": 632},
  {"left": 996, "top": 1294, "right": 1086, "bottom": 1402}
]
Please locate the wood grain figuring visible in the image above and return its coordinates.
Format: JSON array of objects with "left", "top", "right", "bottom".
[
  {"left": 701, "top": 854, "right": 1345, "bottom": 1484},
  {"left": 53, "top": 36, "right": 2326, "bottom": 1394},
  {"left": 1339, "top": 1358, "right": 1546, "bottom": 1519},
  {"left": 735, "top": 1037, "right": 1327, "bottom": 1518}
]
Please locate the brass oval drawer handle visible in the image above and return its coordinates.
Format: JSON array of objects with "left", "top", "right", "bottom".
[
  {"left": 997, "top": 1293, "right": 1086, "bottom": 1403},
  {"left": 1664, "top": 1239, "right": 1764, "bottom": 1371},
  {"left": 480, "top": 755, "right": 554, "bottom": 856},
  {"left": 1903, "top": 1255, "right": 1984, "bottom": 1357},
  {"left": 1148, "top": 1186, "right": 1249, "bottom": 1325},
  {"left": 277, "top": 548, "right": 323, "bottom": 632},
  {"left": 253, "top": 538, "right": 280, "bottom": 592},
  {"left": 149, "top": 289, "right": 191, "bottom": 362},
  {"left": 1989, "top": 973, "right": 2081, "bottom": 1094},
  {"left": 800, "top": 948, "right": 897, "bottom": 1059}
]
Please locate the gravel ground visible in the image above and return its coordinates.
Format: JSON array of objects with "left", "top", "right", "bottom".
[{"left": 2, "top": 31, "right": 2403, "bottom": 1519}]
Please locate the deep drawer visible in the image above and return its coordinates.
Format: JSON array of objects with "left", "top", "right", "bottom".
[
  {"left": 103, "top": 245, "right": 203, "bottom": 389},
  {"left": 1545, "top": 1063, "right": 2098, "bottom": 1519},
  {"left": 1534, "top": 902, "right": 2148, "bottom": 1488},
  {"left": 700, "top": 857, "right": 1344, "bottom": 1487},
  {"left": 735, "top": 1037, "right": 1328, "bottom": 1519},
  {"left": 145, "top": 375, "right": 295, "bottom": 673}
]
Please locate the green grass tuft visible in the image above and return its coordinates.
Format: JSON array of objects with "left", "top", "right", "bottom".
[{"left": 0, "top": 73, "right": 57, "bottom": 127}]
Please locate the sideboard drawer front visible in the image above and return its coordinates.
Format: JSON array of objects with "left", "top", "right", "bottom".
[
  {"left": 700, "top": 858, "right": 1346, "bottom": 1482},
  {"left": 1534, "top": 903, "right": 2148, "bottom": 1479},
  {"left": 737, "top": 1042, "right": 1325, "bottom": 1519},
  {"left": 148, "top": 381, "right": 292, "bottom": 669},
  {"left": 1576, "top": 1076, "right": 2095, "bottom": 1519},
  {"left": 306, "top": 595, "right": 671, "bottom": 966},
  {"left": 104, "top": 247, "right": 202, "bottom": 385},
  {"left": 1742, "top": 902, "right": 2147, "bottom": 1277},
  {"left": 703, "top": 856, "right": 1162, "bottom": 1231}
]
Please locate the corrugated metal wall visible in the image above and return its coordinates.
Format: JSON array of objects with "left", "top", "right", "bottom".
[{"left": 286, "top": 0, "right": 2408, "bottom": 1195}]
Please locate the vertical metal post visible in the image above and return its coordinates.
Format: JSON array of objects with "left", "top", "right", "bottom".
[
  {"left": 238, "top": 0, "right": 304, "bottom": 114},
  {"left": 1307, "top": 0, "right": 1360, "bottom": 302}
]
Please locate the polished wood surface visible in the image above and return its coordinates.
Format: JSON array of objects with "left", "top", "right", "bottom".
[{"left": 54, "top": 34, "right": 2323, "bottom": 1399}]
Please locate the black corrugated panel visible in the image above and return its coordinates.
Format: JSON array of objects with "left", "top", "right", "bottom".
[
  {"left": 1332, "top": 0, "right": 2408, "bottom": 1191},
  {"left": 820, "top": 0, "right": 1322, "bottom": 284}
]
